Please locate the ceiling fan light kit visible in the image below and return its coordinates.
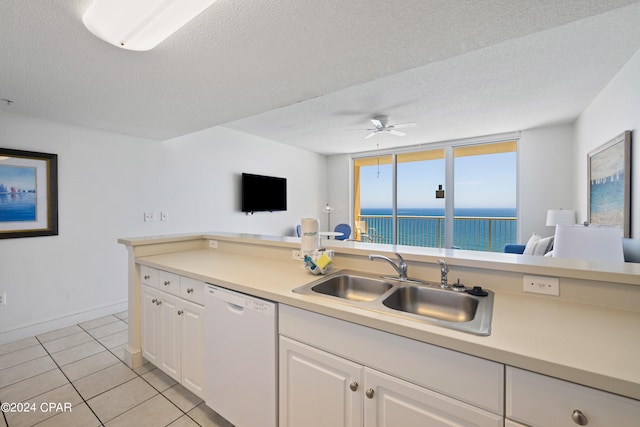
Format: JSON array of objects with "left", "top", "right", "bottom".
[
  {"left": 82, "top": 0, "right": 218, "bottom": 51},
  {"left": 364, "top": 115, "right": 416, "bottom": 139}
]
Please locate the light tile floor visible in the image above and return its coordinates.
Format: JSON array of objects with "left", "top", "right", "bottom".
[{"left": 0, "top": 312, "right": 233, "bottom": 427}]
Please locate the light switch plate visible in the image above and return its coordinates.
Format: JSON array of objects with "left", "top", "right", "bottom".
[{"left": 523, "top": 275, "right": 560, "bottom": 296}]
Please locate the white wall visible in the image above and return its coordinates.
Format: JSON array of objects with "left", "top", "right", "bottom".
[
  {"left": 518, "top": 124, "right": 575, "bottom": 240},
  {"left": 326, "top": 154, "right": 352, "bottom": 234},
  {"left": 574, "top": 48, "right": 640, "bottom": 237},
  {"left": 0, "top": 113, "right": 326, "bottom": 343}
]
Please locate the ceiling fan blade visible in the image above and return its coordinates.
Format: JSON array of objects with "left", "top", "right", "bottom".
[
  {"left": 370, "top": 118, "right": 383, "bottom": 129},
  {"left": 391, "top": 122, "right": 417, "bottom": 129},
  {"left": 364, "top": 132, "right": 378, "bottom": 139},
  {"left": 389, "top": 130, "right": 406, "bottom": 137}
]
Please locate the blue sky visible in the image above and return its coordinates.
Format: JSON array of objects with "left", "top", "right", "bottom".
[
  {"left": 360, "top": 152, "right": 516, "bottom": 209},
  {"left": 0, "top": 165, "right": 36, "bottom": 191}
]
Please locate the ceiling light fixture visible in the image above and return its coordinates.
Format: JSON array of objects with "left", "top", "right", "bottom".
[{"left": 82, "top": 0, "right": 218, "bottom": 51}]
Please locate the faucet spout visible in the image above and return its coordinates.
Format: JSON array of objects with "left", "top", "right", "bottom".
[
  {"left": 369, "top": 252, "right": 408, "bottom": 281},
  {"left": 438, "top": 259, "right": 449, "bottom": 288}
]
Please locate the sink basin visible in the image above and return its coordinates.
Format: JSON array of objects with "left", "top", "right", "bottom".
[
  {"left": 293, "top": 270, "right": 494, "bottom": 335},
  {"left": 382, "top": 286, "right": 478, "bottom": 322},
  {"left": 311, "top": 274, "right": 393, "bottom": 302}
]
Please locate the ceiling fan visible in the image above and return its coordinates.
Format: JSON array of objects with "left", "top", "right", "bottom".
[{"left": 364, "top": 115, "right": 416, "bottom": 139}]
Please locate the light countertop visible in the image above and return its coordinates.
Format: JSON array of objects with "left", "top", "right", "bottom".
[{"left": 134, "top": 246, "right": 640, "bottom": 401}]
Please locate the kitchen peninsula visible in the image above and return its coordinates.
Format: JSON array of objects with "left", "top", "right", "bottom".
[{"left": 119, "top": 232, "right": 640, "bottom": 426}]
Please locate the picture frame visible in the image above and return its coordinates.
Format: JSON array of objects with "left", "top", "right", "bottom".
[
  {"left": 0, "top": 148, "right": 58, "bottom": 239},
  {"left": 587, "top": 130, "right": 631, "bottom": 237}
]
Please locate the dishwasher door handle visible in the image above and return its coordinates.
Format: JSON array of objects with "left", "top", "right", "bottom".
[{"left": 226, "top": 302, "right": 245, "bottom": 314}]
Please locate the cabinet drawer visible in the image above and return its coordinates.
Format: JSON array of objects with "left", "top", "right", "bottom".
[
  {"left": 180, "top": 276, "right": 204, "bottom": 304},
  {"left": 506, "top": 367, "right": 640, "bottom": 426},
  {"left": 140, "top": 265, "right": 158, "bottom": 287},
  {"left": 158, "top": 270, "right": 180, "bottom": 297}
]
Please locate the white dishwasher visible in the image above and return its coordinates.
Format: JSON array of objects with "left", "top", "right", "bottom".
[{"left": 204, "top": 284, "right": 277, "bottom": 427}]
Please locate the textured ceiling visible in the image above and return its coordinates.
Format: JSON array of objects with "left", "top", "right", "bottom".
[{"left": 1, "top": 1, "right": 639, "bottom": 154}]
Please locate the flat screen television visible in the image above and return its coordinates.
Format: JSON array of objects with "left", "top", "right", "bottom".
[{"left": 241, "top": 173, "right": 287, "bottom": 213}]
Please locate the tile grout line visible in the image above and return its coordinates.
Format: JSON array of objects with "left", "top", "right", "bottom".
[
  {"left": 33, "top": 334, "right": 106, "bottom": 427},
  {"left": 77, "top": 319, "right": 201, "bottom": 427},
  {"left": 3, "top": 317, "right": 203, "bottom": 427}
]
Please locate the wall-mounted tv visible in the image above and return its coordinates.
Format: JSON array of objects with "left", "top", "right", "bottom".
[{"left": 241, "top": 173, "right": 287, "bottom": 213}]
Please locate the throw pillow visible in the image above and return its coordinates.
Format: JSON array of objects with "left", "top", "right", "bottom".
[
  {"left": 523, "top": 233, "right": 541, "bottom": 255},
  {"left": 531, "top": 236, "right": 554, "bottom": 256}
]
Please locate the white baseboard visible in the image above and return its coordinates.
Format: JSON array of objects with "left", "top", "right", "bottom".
[{"left": 0, "top": 300, "right": 128, "bottom": 346}]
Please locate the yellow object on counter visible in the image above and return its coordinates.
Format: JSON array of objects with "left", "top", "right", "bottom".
[{"left": 316, "top": 253, "right": 332, "bottom": 270}]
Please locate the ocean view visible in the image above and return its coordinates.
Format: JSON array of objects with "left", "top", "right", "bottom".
[
  {"left": 361, "top": 207, "right": 517, "bottom": 217},
  {"left": 359, "top": 207, "right": 517, "bottom": 251}
]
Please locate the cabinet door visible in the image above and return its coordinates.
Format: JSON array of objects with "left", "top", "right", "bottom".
[
  {"left": 279, "top": 337, "right": 363, "bottom": 427},
  {"left": 180, "top": 300, "right": 204, "bottom": 398},
  {"left": 364, "top": 368, "right": 503, "bottom": 427},
  {"left": 159, "top": 292, "right": 181, "bottom": 382},
  {"left": 141, "top": 286, "right": 160, "bottom": 365}
]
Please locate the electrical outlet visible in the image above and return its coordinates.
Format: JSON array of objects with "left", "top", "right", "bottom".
[
  {"left": 0, "top": 292, "right": 6, "bottom": 306},
  {"left": 144, "top": 212, "right": 155, "bottom": 222},
  {"left": 160, "top": 211, "right": 169, "bottom": 221},
  {"left": 208, "top": 240, "right": 218, "bottom": 249},
  {"left": 523, "top": 275, "right": 560, "bottom": 296},
  {"left": 292, "top": 250, "right": 301, "bottom": 260}
]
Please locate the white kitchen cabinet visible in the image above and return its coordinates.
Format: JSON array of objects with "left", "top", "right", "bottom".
[
  {"left": 141, "top": 285, "right": 160, "bottom": 365},
  {"left": 280, "top": 336, "right": 363, "bottom": 427},
  {"left": 158, "top": 291, "right": 181, "bottom": 381},
  {"left": 506, "top": 367, "right": 640, "bottom": 426},
  {"left": 279, "top": 305, "right": 504, "bottom": 415},
  {"left": 140, "top": 267, "right": 205, "bottom": 399},
  {"left": 280, "top": 336, "right": 502, "bottom": 427},
  {"left": 180, "top": 298, "right": 204, "bottom": 397},
  {"left": 140, "top": 265, "right": 158, "bottom": 287},
  {"left": 505, "top": 420, "right": 528, "bottom": 427},
  {"left": 364, "top": 368, "right": 503, "bottom": 427},
  {"left": 158, "top": 270, "right": 180, "bottom": 296}
]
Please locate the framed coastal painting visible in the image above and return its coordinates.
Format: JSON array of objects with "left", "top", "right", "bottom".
[
  {"left": 0, "top": 148, "right": 58, "bottom": 239},
  {"left": 587, "top": 131, "right": 631, "bottom": 237}
]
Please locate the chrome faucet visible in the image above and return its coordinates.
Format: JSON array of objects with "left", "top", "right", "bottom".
[
  {"left": 369, "top": 252, "right": 408, "bottom": 281},
  {"left": 438, "top": 259, "right": 449, "bottom": 288}
]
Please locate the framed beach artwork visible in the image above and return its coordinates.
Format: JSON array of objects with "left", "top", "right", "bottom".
[
  {"left": 587, "top": 131, "right": 631, "bottom": 237},
  {"left": 0, "top": 148, "right": 58, "bottom": 239}
]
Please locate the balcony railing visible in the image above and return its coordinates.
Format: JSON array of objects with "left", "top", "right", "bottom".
[{"left": 357, "top": 215, "right": 517, "bottom": 252}]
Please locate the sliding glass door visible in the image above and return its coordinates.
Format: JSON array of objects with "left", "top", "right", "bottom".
[{"left": 353, "top": 139, "right": 517, "bottom": 252}]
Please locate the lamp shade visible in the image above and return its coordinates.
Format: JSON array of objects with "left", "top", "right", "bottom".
[
  {"left": 83, "top": 0, "right": 217, "bottom": 51},
  {"left": 546, "top": 209, "right": 576, "bottom": 226}
]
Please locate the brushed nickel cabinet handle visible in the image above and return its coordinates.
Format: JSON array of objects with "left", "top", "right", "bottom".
[
  {"left": 187, "top": 288, "right": 194, "bottom": 293},
  {"left": 572, "top": 409, "right": 588, "bottom": 425},
  {"left": 349, "top": 381, "right": 358, "bottom": 392},
  {"left": 177, "top": 310, "right": 184, "bottom": 315},
  {"left": 365, "top": 389, "right": 374, "bottom": 399}
]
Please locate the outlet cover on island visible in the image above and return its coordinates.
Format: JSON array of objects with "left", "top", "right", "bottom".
[
  {"left": 523, "top": 275, "right": 560, "bottom": 296},
  {"left": 161, "top": 211, "right": 169, "bottom": 221},
  {"left": 0, "top": 292, "right": 6, "bottom": 306},
  {"left": 144, "top": 212, "right": 155, "bottom": 222}
]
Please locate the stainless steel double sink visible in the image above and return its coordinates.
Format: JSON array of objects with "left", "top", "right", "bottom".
[{"left": 293, "top": 270, "right": 494, "bottom": 335}]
